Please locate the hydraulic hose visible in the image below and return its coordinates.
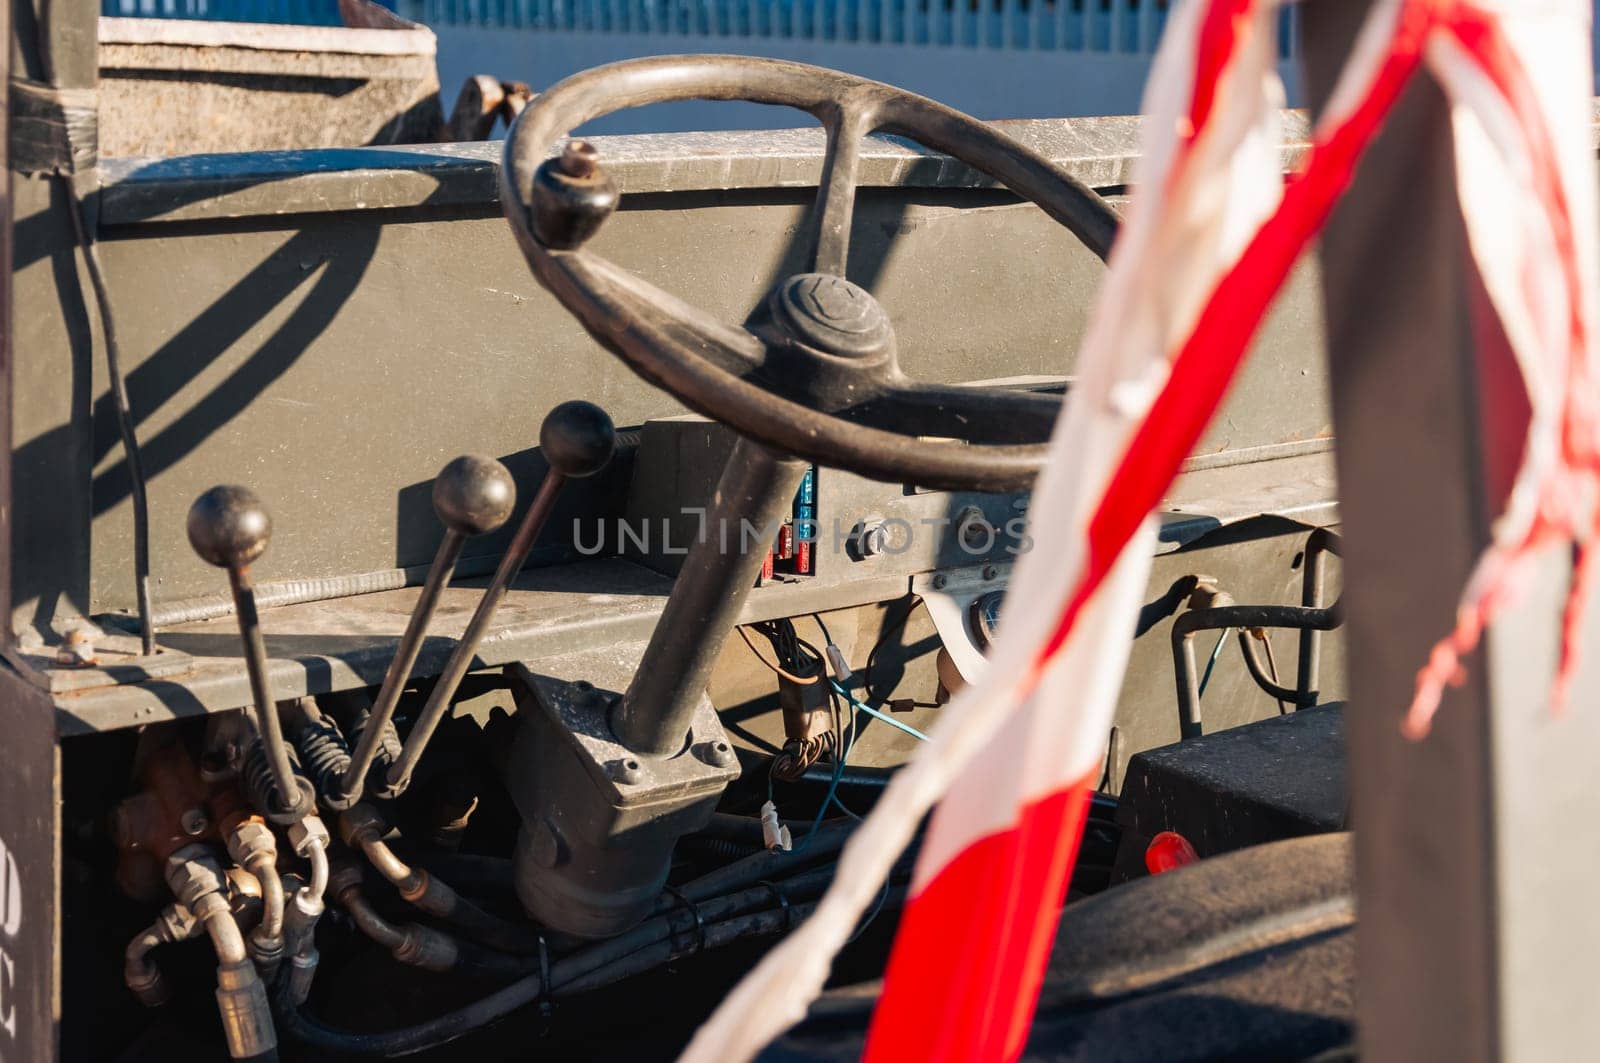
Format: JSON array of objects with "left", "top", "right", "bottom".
[
  {"left": 340, "top": 805, "right": 543, "bottom": 953},
  {"left": 281, "top": 885, "right": 907, "bottom": 1058},
  {"left": 330, "top": 867, "right": 535, "bottom": 978}
]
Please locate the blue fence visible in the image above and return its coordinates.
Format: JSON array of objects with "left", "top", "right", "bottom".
[
  {"left": 102, "top": 0, "right": 1301, "bottom": 57},
  {"left": 100, "top": 0, "right": 366, "bottom": 25}
]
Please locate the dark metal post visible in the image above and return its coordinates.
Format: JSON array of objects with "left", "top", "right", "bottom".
[
  {"left": 614, "top": 437, "right": 807, "bottom": 755},
  {"left": 1306, "top": 4, "right": 1600, "bottom": 1058},
  {"left": 1, "top": 1, "right": 69, "bottom": 1058}
]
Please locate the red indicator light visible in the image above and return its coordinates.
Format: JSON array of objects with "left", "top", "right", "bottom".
[{"left": 1144, "top": 831, "right": 1198, "bottom": 874}]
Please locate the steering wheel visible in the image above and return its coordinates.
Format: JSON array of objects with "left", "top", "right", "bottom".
[{"left": 501, "top": 55, "right": 1117, "bottom": 492}]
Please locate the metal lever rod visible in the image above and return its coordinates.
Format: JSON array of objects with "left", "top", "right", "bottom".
[
  {"left": 386, "top": 402, "right": 615, "bottom": 794},
  {"left": 187, "top": 486, "right": 312, "bottom": 822},
  {"left": 338, "top": 456, "right": 515, "bottom": 804}
]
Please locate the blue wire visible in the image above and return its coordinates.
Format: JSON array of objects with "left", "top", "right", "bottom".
[
  {"left": 1197, "top": 628, "right": 1230, "bottom": 698},
  {"left": 832, "top": 682, "right": 930, "bottom": 742}
]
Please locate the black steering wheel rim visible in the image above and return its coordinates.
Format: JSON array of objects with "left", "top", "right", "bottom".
[{"left": 501, "top": 54, "right": 1117, "bottom": 492}]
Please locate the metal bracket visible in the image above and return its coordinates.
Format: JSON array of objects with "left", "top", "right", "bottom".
[{"left": 502, "top": 647, "right": 739, "bottom": 937}]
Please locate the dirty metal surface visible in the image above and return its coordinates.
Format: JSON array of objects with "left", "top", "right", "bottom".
[
  {"left": 511, "top": 650, "right": 737, "bottom": 806},
  {"left": 54, "top": 556, "right": 910, "bottom": 734},
  {"left": 97, "top": 16, "right": 444, "bottom": 156},
  {"left": 56, "top": 442, "right": 1338, "bottom": 743},
  {"left": 96, "top": 112, "right": 1309, "bottom": 225},
  {"left": 19, "top": 109, "right": 1331, "bottom": 629}
]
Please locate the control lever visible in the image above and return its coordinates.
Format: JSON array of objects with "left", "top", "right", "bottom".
[
  {"left": 187, "top": 486, "right": 314, "bottom": 823},
  {"left": 384, "top": 401, "right": 616, "bottom": 795},
  {"left": 336, "top": 455, "right": 516, "bottom": 804}
]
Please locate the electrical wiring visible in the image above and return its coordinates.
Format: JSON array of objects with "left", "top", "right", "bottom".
[
  {"left": 1197, "top": 628, "right": 1230, "bottom": 698},
  {"left": 833, "top": 683, "right": 930, "bottom": 743},
  {"left": 737, "top": 625, "right": 817, "bottom": 684}
]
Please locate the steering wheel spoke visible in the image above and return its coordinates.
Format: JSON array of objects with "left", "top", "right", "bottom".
[
  {"left": 846, "top": 379, "right": 1066, "bottom": 445},
  {"left": 502, "top": 55, "right": 1119, "bottom": 491},
  {"left": 811, "top": 103, "right": 876, "bottom": 277},
  {"left": 560, "top": 251, "right": 770, "bottom": 379}
]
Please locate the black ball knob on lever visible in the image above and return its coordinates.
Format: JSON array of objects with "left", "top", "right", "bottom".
[
  {"left": 186, "top": 486, "right": 314, "bottom": 823},
  {"left": 531, "top": 140, "right": 620, "bottom": 251},
  {"left": 432, "top": 454, "right": 518, "bottom": 537},
  {"left": 336, "top": 455, "right": 517, "bottom": 806},
  {"left": 384, "top": 402, "right": 616, "bottom": 795},
  {"left": 187, "top": 484, "right": 272, "bottom": 569},
  {"left": 539, "top": 399, "right": 618, "bottom": 478}
]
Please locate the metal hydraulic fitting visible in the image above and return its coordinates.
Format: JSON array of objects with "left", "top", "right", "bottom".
[
  {"left": 214, "top": 958, "right": 277, "bottom": 1060},
  {"left": 165, "top": 844, "right": 228, "bottom": 910},
  {"left": 225, "top": 818, "right": 285, "bottom": 979},
  {"left": 390, "top": 923, "right": 460, "bottom": 972},
  {"left": 328, "top": 861, "right": 459, "bottom": 973},
  {"left": 326, "top": 861, "right": 365, "bottom": 901},
  {"left": 281, "top": 870, "right": 324, "bottom": 1006},
  {"left": 287, "top": 813, "right": 330, "bottom": 859},
  {"left": 283, "top": 946, "right": 321, "bottom": 1007},
  {"left": 123, "top": 902, "right": 200, "bottom": 1007},
  {"left": 337, "top": 802, "right": 388, "bottom": 855}
]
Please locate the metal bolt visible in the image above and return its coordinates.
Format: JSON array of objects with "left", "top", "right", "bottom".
[
  {"left": 699, "top": 740, "right": 737, "bottom": 768},
  {"left": 851, "top": 516, "right": 889, "bottom": 560},
  {"left": 611, "top": 757, "right": 642, "bottom": 785},
  {"left": 957, "top": 506, "right": 994, "bottom": 552},
  {"left": 559, "top": 140, "right": 599, "bottom": 179},
  {"left": 179, "top": 808, "right": 210, "bottom": 837},
  {"left": 982, "top": 565, "right": 998, "bottom": 581},
  {"left": 931, "top": 573, "right": 948, "bottom": 590}
]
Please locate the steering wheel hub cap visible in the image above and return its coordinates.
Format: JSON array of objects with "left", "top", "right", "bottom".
[{"left": 772, "top": 273, "right": 892, "bottom": 358}]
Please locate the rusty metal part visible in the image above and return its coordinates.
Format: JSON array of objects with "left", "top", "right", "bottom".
[
  {"left": 448, "top": 75, "right": 535, "bottom": 141},
  {"left": 111, "top": 739, "right": 248, "bottom": 902},
  {"left": 502, "top": 55, "right": 1119, "bottom": 492},
  {"left": 339, "top": 803, "right": 542, "bottom": 951},
  {"left": 54, "top": 626, "right": 96, "bottom": 667}
]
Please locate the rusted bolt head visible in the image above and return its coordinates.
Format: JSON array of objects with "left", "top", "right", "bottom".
[
  {"left": 433, "top": 455, "right": 517, "bottom": 537},
  {"left": 187, "top": 485, "right": 271, "bottom": 569},
  {"left": 558, "top": 140, "right": 600, "bottom": 178}
]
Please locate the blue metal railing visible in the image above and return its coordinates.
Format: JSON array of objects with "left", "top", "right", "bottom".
[
  {"left": 102, "top": 0, "right": 1301, "bottom": 57},
  {"left": 102, "top": 0, "right": 353, "bottom": 25}
]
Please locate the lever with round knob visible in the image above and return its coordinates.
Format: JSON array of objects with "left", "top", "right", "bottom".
[
  {"left": 384, "top": 401, "right": 616, "bottom": 795},
  {"left": 187, "top": 485, "right": 315, "bottom": 823},
  {"left": 335, "top": 454, "right": 518, "bottom": 805}
]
